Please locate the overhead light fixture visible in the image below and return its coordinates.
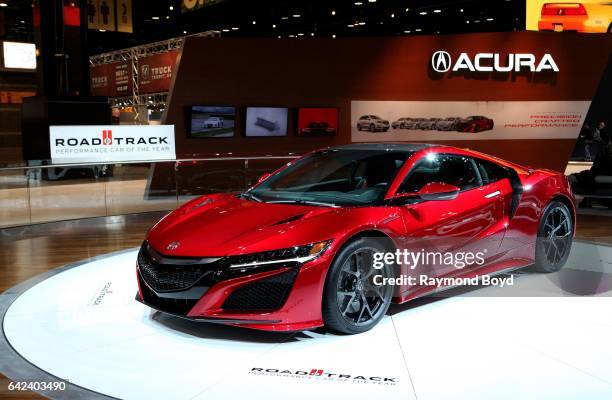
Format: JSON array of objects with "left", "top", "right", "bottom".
[
  {"left": 347, "top": 24, "right": 354, "bottom": 28},
  {"left": 465, "top": 20, "right": 470, "bottom": 24},
  {"left": 405, "top": 8, "right": 410, "bottom": 12},
  {"left": 169, "top": 5, "right": 174, "bottom": 11},
  {"left": 231, "top": 26, "right": 239, "bottom": 30},
  {"left": 368, "top": 0, "right": 376, "bottom": 2},
  {"left": 460, "top": 8, "right": 464, "bottom": 12},
  {"left": 354, "top": 2, "right": 363, "bottom": 5},
  {"left": 165, "top": 15, "right": 170, "bottom": 20},
  {"left": 252, "top": 20, "right": 256, "bottom": 24},
  {"left": 486, "top": 18, "right": 494, "bottom": 21},
  {"left": 310, "top": 32, "right": 315, "bottom": 36},
  {"left": 277, "top": 35, "right": 281, "bottom": 38},
  {"left": 222, "top": 28, "right": 230, "bottom": 32},
  {"left": 272, "top": 24, "right": 276, "bottom": 28},
  {"left": 293, "top": 14, "right": 301, "bottom": 18},
  {"left": 359, "top": 22, "right": 366, "bottom": 25},
  {"left": 433, "top": 9, "right": 441, "bottom": 13},
  {"left": 404, "top": 30, "right": 411, "bottom": 33},
  {"left": 99, "top": 29, "right": 106, "bottom": 32},
  {"left": 0, "top": 3, "right": 7, "bottom": 7},
  {"left": 183, "top": 30, "right": 187, "bottom": 34},
  {"left": 415, "top": 28, "right": 422, "bottom": 32},
  {"left": 419, "top": 11, "right": 427, "bottom": 15},
  {"left": 332, "top": 34, "right": 336, "bottom": 38},
  {"left": 331, "top": 10, "right": 336, "bottom": 16},
  {"left": 390, "top": 13, "right": 395, "bottom": 18},
  {"left": 281, "top": 16, "right": 289, "bottom": 20},
  {"left": 298, "top": 33, "right": 304, "bottom": 36},
  {"left": 152, "top": 16, "right": 160, "bottom": 20}
]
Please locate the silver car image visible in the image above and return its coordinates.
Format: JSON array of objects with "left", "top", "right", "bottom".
[
  {"left": 435, "top": 117, "right": 462, "bottom": 131},
  {"left": 356, "top": 115, "right": 390, "bottom": 132}
]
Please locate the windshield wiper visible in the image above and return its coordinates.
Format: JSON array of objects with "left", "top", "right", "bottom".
[
  {"left": 237, "top": 192, "right": 262, "bottom": 202},
  {"left": 267, "top": 199, "right": 338, "bottom": 208}
]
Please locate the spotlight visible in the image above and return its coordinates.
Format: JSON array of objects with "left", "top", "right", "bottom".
[
  {"left": 0, "top": 3, "right": 7, "bottom": 7},
  {"left": 252, "top": 20, "right": 256, "bottom": 25},
  {"left": 390, "top": 13, "right": 395, "bottom": 18},
  {"left": 433, "top": 9, "right": 441, "bottom": 13},
  {"left": 272, "top": 24, "right": 276, "bottom": 28},
  {"left": 152, "top": 16, "right": 160, "bottom": 20},
  {"left": 419, "top": 11, "right": 427, "bottom": 15},
  {"left": 331, "top": 10, "right": 336, "bottom": 16},
  {"left": 169, "top": 5, "right": 173, "bottom": 11},
  {"left": 332, "top": 34, "right": 336, "bottom": 38}
]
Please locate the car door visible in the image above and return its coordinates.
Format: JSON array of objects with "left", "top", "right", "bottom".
[{"left": 395, "top": 153, "right": 505, "bottom": 282}]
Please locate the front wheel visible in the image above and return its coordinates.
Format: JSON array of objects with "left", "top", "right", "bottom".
[
  {"left": 534, "top": 200, "right": 573, "bottom": 272},
  {"left": 322, "top": 238, "right": 394, "bottom": 334}
]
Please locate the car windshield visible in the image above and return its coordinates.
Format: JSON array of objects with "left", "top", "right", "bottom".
[{"left": 248, "top": 149, "right": 411, "bottom": 206}]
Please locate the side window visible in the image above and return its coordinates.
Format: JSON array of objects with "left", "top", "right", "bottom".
[
  {"left": 476, "top": 159, "right": 510, "bottom": 185},
  {"left": 398, "top": 154, "right": 482, "bottom": 193}
]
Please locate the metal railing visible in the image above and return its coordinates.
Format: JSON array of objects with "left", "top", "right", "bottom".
[{"left": 0, "top": 156, "right": 297, "bottom": 229}]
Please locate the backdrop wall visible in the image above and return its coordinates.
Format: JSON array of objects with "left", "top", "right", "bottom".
[{"left": 164, "top": 31, "right": 611, "bottom": 171}]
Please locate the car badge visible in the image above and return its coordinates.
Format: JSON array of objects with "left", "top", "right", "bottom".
[{"left": 166, "top": 241, "right": 180, "bottom": 251}]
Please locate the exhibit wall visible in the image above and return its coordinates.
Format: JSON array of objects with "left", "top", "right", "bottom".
[{"left": 164, "top": 32, "right": 611, "bottom": 171}]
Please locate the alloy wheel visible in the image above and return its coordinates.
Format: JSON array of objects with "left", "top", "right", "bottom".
[
  {"left": 336, "top": 247, "right": 390, "bottom": 327},
  {"left": 542, "top": 206, "right": 572, "bottom": 265}
]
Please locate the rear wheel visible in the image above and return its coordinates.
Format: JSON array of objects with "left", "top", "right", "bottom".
[
  {"left": 322, "top": 238, "right": 394, "bottom": 334},
  {"left": 369, "top": 123, "right": 375, "bottom": 132},
  {"left": 534, "top": 200, "right": 573, "bottom": 272}
]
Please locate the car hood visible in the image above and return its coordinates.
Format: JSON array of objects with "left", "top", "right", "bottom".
[{"left": 146, "top": 193, "right": 340, "bottom": 257}]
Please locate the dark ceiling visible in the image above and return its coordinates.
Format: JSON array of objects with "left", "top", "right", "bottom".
[{"left": 0, "top": 0, "right": 526, "bottom": 55}]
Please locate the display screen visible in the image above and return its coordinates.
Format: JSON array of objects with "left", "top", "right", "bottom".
[
  {"left": 189, "top": 106, "right": 236, "bottom": 138},
  {"left": 245, "top": 107, "right": 289, "bottom": 137},
  {"left": 2, "top": 42, "right": 36, "bottom": 70},
  {"left": 297, "top": 107, "right": 338, "bottom": 136}
]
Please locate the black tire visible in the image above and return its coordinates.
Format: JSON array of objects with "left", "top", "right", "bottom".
[
  {"left": 369, "top": 123, "right": 375, "bottom": 132},
  {"left": 534, "top": 200, "right": 573, "bottom": 273},
  {"left": 322, "top": 237, "right": 394, "bottom": 334}
]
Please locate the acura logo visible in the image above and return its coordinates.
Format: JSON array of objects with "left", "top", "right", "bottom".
[
  {"left": 431, "top": 51, "right": 451, "bottom": 73},
  {"left": 166, "top": 241, "right": 180, "bottom": 251},
  {"left": 431, "top": 50, "right": 559, "bottom": 73}
]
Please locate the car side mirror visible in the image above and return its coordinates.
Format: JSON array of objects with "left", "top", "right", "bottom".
[
  {"left": 257, "top": 173, "right": 271, "bottom": 184},
  {"left": 415, "top": 182, "right": 460, "bottom": 201},
  {"left": 394, "top": 182, "right": 460, "bottom": 203}
]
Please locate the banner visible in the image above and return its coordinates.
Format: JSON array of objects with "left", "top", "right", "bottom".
[
  {"left": 116, "top": 0, "right": 133, "bottom": 33},
  {"left": 90, "top": 61, "right": 132, "bottom": 97},
  {"left": 49, "top": 125, "right": 176, "bottom": 164},
  {"left": 526, "top": 0, "right": 611, "bottom": 33},
  {"left": 351, "top": 101, "right": 591, "bottom": 142},
  {"left": 138, "top": 51, "right": 178, "bottom": 93},
  {"left": 98, "top": 0, "right": 115, "bottom": 31}
]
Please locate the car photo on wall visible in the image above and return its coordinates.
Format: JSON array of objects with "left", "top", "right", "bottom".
[
  {"left": 245, "top": 107, "right": 289, "bottom": 137},
  {"left": 356, "top": 115, "right": 390, "bottom": 132},
  {"left": 456, "top": 115, "right": 495, "bottom": 133},
  {"left": 189, "top": 106, "right": 236, "bottom": 138},
  {"left": 297, "top": 107, "right": 338, "bottom": 136},
  {"left": 389, "top": 115, "right": 494, "bottom": 133}
]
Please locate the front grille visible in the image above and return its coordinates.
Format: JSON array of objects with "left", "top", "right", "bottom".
[
  {"left": 222, "top": 269, "right": 298, "bottom": 312},
  {"left": 137, "top": 248, "right": 215, "bottom": 292},
  {"left": 138, "top": 274, "right": 198, "bottom": 315}
]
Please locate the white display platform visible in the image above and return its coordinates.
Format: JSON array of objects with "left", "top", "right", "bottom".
[{"left": 2, "top": 242, "right": 612, "bottom": 400}]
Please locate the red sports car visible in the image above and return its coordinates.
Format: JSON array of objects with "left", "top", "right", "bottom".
[
  {"left": 136, "top": 144, "right": 574, "bottom": 334},
  {"left": 457, "top": 115, "right": 495, "bottom": 133}
]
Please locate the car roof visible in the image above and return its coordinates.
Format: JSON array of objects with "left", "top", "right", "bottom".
[{"left": 331, "top": 143, "right": 437, "bottom": 152}]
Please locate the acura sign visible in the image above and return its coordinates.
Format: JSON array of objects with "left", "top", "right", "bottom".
[
  {"left": 49, "top": 125, "right": 176, "bottom": 164},
  {"left": 431, "top": 51, "right": 559, "bottom": 73}
]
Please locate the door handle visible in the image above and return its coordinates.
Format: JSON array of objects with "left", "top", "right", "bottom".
[{"left": 484, "top": 190, "right": 501, "bottom": 199}]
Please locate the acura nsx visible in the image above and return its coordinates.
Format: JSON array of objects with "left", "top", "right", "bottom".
[{"left": 136, "top": 143, "right": 575, "bottom": 334}]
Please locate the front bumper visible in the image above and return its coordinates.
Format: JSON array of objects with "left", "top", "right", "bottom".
[{"left": 135, "top": 243, "right": 332, "bottom": 331}]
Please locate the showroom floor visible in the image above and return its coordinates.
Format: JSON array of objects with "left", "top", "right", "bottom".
[{"left": 1, "top": 210, "right": 611, "bottom": 399}]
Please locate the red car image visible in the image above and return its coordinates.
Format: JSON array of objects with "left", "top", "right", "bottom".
[
  {"left": 136, "top": 144, "right": 574, "bottom": 334},
  {"left": 457, "top": 115, "right": 495, "bottom": 133}
]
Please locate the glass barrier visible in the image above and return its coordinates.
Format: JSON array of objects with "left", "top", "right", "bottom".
[{"left": 0, "top": 156, "right": 296, "bottom": 229}]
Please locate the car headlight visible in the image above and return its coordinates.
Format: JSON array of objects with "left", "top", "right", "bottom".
[{"left": 227, "top": 240, "right": 332, "bottom": 270}]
